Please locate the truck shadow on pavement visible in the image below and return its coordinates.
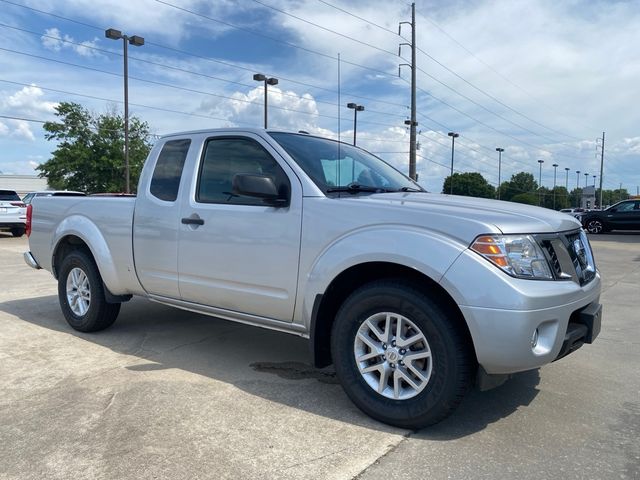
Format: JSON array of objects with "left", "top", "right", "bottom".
[{"left": 1, "top": 294, "right": 540, "bottom": 438}]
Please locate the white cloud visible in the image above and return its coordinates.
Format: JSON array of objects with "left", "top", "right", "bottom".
[
  {"left": 3, "top": 85, "right": 58, "bottom": 115},
  {"left": 41, "top": 28, "right": 101, "bottom": 57},
  {"left": 201, "top": 86, "right": 322, "bottom": 132}
]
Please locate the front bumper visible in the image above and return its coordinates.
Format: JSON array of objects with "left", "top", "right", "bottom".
[
  {"left": 441, "top": 246, "right": 602, "bottom": 375},
  {"left": 459, "top": 292, "right": 601, "bottom": 374}
]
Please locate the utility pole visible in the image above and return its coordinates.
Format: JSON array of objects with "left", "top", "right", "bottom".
[
  {"left": 399, "top": 3, "right": 417, "bottom": 180},
  {"left": 598, "top": 132, "right": 605, "bottom": 208},
  {"left": 576, "top": 170, "right": 580, "bottom": 208}
]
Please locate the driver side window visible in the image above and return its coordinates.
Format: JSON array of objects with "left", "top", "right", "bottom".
[{"left": 197, "top": 137, "right": 290, "bottom": 206}]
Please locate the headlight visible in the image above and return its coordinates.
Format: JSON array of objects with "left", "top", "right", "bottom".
[{"left": 471, "top": 234, "right": 553, "bottom": 280}]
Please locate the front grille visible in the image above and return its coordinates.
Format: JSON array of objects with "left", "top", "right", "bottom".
[
  {"left": 536, "top": 230, "right": 596, "bottom": 286},
  {"left": 541, "top": 240, "right": 562, "bottom": 277}
]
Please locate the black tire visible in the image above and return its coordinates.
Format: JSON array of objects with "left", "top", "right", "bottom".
[
  {"left": 58, "top": 250, "right": 120, "bottom": 332},
  {"left": 11, "top": 228, "right": 25, "bottom": 237},
  {"left": 585, "top": 218, "right": 607, "bottom": 234},
  {"left": 331, "top": 280, "right": 474, "bottom": 429}
]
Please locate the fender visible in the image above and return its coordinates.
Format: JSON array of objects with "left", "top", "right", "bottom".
[
  {"left": 296, "top": 225, "right": 468, "bottom": 329},
  {"left": 51, "top": 214, "right": 132, "bottom": 296}
]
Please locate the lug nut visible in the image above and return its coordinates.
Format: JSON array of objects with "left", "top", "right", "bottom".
[
  {"left": 399, "top": 361, "right": 404, "bottom": 366},
  {"left": 382, "top": 343, "right": 387, "bottom": 350},
  {"left": 400, "top": 349, "right": 406, "bottom": 355},
  {"left": 392, "top": 341, "right": 396, "bottom": 347},
  {"left": 390, "top": 363, "right": 395, "bottom": 369}
]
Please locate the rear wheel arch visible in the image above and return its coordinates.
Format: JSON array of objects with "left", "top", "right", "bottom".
[
  {"left": 310, "top": 261, "right": 476, "bottom": 369},
  {"left": 53, "top": 235, "right": 94, "bottom": 279}
]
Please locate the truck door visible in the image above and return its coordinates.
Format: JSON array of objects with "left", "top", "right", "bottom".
[
  {"left": 177, "top": 134, "right": 302, "bottom": 322},
  {"left": 133, "top": 138, "right": 192, "bottom": 298}
]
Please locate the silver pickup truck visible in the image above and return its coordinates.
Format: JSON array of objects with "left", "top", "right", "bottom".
[{"left": 24, "top": 128, "right": 602, "bottom": 428}]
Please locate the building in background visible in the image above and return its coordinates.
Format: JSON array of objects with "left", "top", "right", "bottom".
[
  {"left": 0, "top": 175, "right": 48, "bottom": 197},
  {"left": 581, "top": 185, "right": 596, "bottom": 209}
]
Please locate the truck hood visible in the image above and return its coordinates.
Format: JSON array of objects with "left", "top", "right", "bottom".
[{"left": 339, "top": 192, "right": 582, "bottom": 243}]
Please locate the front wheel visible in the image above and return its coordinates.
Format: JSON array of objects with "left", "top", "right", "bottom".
[
  {"left": 585, "top": 218, "right": 607, "bottom": 234},
  {"left": 331, "top": 280, "right": 474, "bottom": 429},
  {"left": 58, "top": 250, "right": 120, "bottom": 332}
]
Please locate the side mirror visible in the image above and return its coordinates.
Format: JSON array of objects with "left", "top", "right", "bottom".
[{"left": 232, "top": 174, "right": 288, "bottom": 207}]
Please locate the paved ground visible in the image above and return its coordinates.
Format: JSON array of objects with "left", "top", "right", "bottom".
[{"left": 0, "top": 232, "right": 638, "bottom": 480}]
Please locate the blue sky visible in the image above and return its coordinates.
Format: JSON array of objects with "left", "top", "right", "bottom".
[{"left": 0, "top": 0, "right": 639, "bottom": 195}]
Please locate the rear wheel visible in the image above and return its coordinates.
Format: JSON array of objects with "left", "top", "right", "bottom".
[
  {"left": 331, "top": 280, "right": 474, "bottom": 429},
  {"left": 11, "top": 227, "right": 24, "bottom": 237},
  {"left": 58, "top": 250, "right": 120, "bottom": 332},
  {"left": 585, "top": 218, "right": 607, "bottom": 234}
]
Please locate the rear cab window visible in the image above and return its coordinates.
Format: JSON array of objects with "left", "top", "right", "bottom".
[{"left": 150, "top": 139, "right": 191, "bottom": 202}]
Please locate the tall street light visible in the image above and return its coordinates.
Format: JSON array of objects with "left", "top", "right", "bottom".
[
  {"left": 347, "top": 103, "right": 364, "bottom": 146},
  {"left": 496, "top": 147, "right": 504, "bottom": 200},
  {"left": 105, "top": 28, "right": 144, "bottom": 194},
  {"left": 576, "top": 170, "right": 581, "bottom": 208},
  {"left": 593, "top": 175, "right": 597, "bottom": 187},
  {"left": 565, "top": 167, "right": 570, "bottom": 207},
  {"left": 552, "top": 163, "right": 558, "bottom": 210},
  {"left": 537, "top": 159, "right": 544, "bottom": 206},
  {"left": 584, "top": 172, "right": 589, "bottom": 188},
  {"left": 448, "top": 132, "right": 459, "bottom": 194},
  {"left": 253, "top": 74, "right": 278, "bottom": 128}
]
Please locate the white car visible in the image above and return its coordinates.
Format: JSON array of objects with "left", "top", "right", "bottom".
[{"left": 0, "top": 189, "right": 26, "bottom": 237}]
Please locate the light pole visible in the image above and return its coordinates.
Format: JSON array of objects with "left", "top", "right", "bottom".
[
  {"left": 564, "top": 167, "right": 570, "bottom": 208},
  {"left": 105, "top": 28, "right": 144, "bottom": 194},
  {"left": 448, "top": 132, "right": 459, "bottom": 194},
  {"left": 584, "top": 172, "right": 589, "bottom": 188},
  {"left": 496, "top": 147, "right": 504, "bottom": 200},
  {"left": 253, "top": 74, "right": 278, "bottom": 128},
  {"left": 575, "top": 170, "right": 580, "bottom": 207},
  {"left": 552, "top": 163, "right": 558, "bottom": 209},
  {"left": 347, "top": 103, "right": 364, "bottom": 146},
  {"left": 593, "top": 175, "right": 596, "bottom": 187},
  {"left": 537, "top": 159, "right": 544, "bottom": 206}
]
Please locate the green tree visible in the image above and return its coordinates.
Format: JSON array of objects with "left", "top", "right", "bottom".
[
  {"left": 501, "top": 172, "right": 537, "bottom": 201},
  {"left": 510, "top": 192, "right": 538, "bottom": 205},
  {"left": 38, "top": 102, "right": 152, "bottom": 193},
  {"left": 442, "top": 172, "right": 495, "bottom": 198}
]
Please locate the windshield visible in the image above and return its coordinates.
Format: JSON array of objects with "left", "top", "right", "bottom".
[
  {"left": 0, "top": 190, "right": 20, "bottom": 201},
  {"left": 269, "top": 132, "right": 422, "bottom": 195}
]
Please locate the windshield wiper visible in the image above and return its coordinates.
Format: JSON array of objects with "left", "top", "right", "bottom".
[
  {"left": 397, "top": 186, "right": 424, "bottom": 192},
  {"left": 326, "top": 183, "right": 386, "bottom": 194}
]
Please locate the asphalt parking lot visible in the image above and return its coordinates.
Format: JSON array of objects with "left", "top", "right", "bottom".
[{"left": 1, "top": 233, "right": 638, "bottom": 480}]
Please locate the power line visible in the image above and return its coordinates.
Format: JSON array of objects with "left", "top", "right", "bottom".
[
  {"left": 153, "top": 0, "right": 396, "bottom": 78},
  {"left": 316, "top": 0, "right": 403, "bottom": 37},
  {"left": 250, "top": 0, "right": 400, "bottom": 57},
  {"left": 414, "top": 46, "right": 585, "bottom": 143},
  {"left": 414, "top": 7, "right": 598, "bottom": 134},
  {"left": 0, "top": 0, "right": 410, "bottom": 111}
]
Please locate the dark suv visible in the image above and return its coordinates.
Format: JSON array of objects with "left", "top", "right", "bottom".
[{"left": 578, "top": 199, "right": 640, "bottom": 233}]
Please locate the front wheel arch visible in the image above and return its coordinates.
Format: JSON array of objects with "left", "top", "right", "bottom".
[{"left": 309, "top": 262, "right": 476, "bottom": 370}]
